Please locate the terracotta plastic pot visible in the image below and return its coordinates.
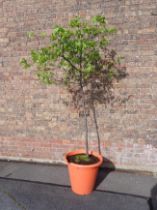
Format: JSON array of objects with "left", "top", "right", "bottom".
[{"left": 65, "top": 149, "right": 103, "bottom": 195}]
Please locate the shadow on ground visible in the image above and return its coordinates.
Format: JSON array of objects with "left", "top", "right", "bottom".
[
  {"left": 0, "top": 177, "right": 150, "bottom": 210},
  {"left": 95, "top": 157, "right": 115, "bottom": 189},
  {"left": 148, "top": 184, "right": 157, "bottom": 210}
]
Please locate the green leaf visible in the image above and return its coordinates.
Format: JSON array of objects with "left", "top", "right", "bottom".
[
  {"left": 40, "top": 32, "right": 47, "bottom": 38},
  {"left": 53, "top": 26, "right": 65, "bottom": 36},
  {"left": 69, "top": 17, "right": 81, "bottom": 27},
  {"left": 20, "top": 58, "right": 31, "bottom": 69},
  {"left": 99, "top": 39, "right": 109, "bottom": 48},
  {"left": 27, "top": 31, "right": 35, "bottom": 39},
  {"left": 92, "top": 15, "right": 106, "bottom": 24},
  {"left": 37, "top": 70, "right": 54, "bottom": 85},
  {"left": 31, "top": 50, "right": 39, "bottom": 63},
  {"left": 107, "top": 27, "right": 117, "bottom": 34},
  {"left": 74, "top": 154, "right": 91, "bottom": 163},
  {"left": 108, "top": 70, "right": 114, "bottom": 80},
  {"left": 83, "top": 64, "right": 94, "bottom": 79}
]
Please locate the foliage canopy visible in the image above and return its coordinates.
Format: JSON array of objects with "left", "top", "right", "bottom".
[{"left": 20, "top": 15, "right": 126, "bottom": 155}]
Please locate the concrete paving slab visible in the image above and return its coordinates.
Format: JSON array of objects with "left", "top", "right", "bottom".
[
  {"left": 0, "top": 178, "right": 151, "bottom": 210},
  {"left": 0, "top": 161, "right": 156, "bottom": 198},
  {"left": 97, "top": 169, "right": 157, "bottom": 197}
]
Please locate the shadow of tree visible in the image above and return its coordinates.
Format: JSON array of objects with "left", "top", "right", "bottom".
[
  {"left": 148, "top": 184, "right": 157, "bottom": 210},
  {"left": 70, "top": 49, "right": 129, "bottom": 155}
]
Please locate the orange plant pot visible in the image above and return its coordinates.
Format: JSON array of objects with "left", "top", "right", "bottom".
[{"left": 65, "top": 149, "right": 103, "bottom": 195}]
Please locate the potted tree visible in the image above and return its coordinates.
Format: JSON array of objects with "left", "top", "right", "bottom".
[{"left": 20, "top": 15, "right": 126, "bottom": 195}]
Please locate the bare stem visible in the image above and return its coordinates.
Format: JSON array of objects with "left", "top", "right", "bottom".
[
  {"left": 92, "top": 105, "right": 101, "bottom": 154},
  {"left": 79, "top": 30, "right": 89, "bottom": 155},
  {"left": 80, "top": 72, "right": 89, "bottom": 155},
  {"left": 82, "top": 89, "right": 89, "bottom": 155}
]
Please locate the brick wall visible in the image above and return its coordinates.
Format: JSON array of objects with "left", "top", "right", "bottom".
[{"left": 0, "top": 0, "right": 157, "bottom": 173}]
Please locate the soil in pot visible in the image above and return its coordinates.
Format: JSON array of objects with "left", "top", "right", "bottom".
[{"left": 67, "top": 153, "right": 99, "bottom": 165}]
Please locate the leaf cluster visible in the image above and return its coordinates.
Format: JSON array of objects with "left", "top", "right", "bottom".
[{"left": 20, "top": 15, "right": 126, "bottom": 111}]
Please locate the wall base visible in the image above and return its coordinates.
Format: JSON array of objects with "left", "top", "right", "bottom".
[{"left": 0, "top": 156, "right": 156, "bottom": 177}]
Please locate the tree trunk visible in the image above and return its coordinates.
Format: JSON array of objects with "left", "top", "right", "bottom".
[
  {"left": 92, "top": 105, "right": 101, "bottom": 154},
  {"left": 81, "top": 87, "right": 89, "bottom": 155}
]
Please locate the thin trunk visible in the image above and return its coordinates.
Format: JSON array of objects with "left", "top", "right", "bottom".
[
  {"left": 80, "top": 75, "right": 89, "bottom": 155},
  {"left": 92, "top": 105, "right": 101, "bottom": 154},
  {"left": 79, "top": 30, "right": 89, "bottom": 155},
  {"left": 82, "top": 88, "right": 89, "bottom": 155}
]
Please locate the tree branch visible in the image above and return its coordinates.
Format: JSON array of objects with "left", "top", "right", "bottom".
[{"left": 61, "top": 55, "right": 79, "bottom": 71}]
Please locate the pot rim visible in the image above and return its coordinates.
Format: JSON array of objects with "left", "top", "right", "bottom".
[{"left": 65, "top": 149, "right": 103, "bottom": 168}]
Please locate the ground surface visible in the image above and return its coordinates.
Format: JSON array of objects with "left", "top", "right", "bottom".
[
  {"left": 0, "top": 161, "right": 156, "bottom": 210},
  {"left": 0, "top": 178, "right": 150, "bottom": 210}
]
